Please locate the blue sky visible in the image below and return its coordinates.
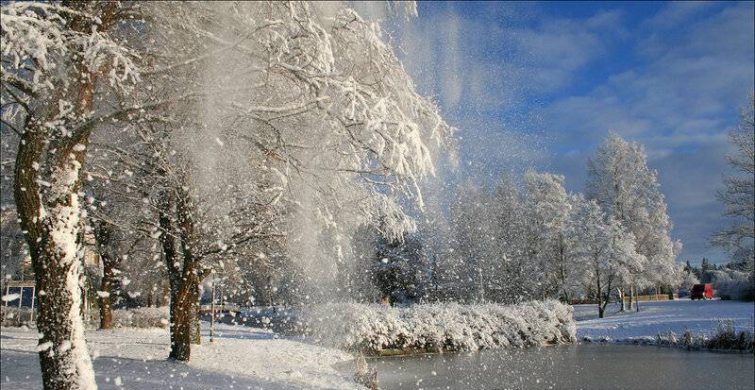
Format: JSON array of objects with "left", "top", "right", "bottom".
[{"left": 367, "top": 1, "right": 754, "bottom": 265}]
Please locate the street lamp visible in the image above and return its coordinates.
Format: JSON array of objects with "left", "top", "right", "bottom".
[{"left": 208, "top": 272, "right": 224, "bottom": 343}]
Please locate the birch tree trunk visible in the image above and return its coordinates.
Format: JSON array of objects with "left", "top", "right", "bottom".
[
  {"left": 628, "top": 285, "right": 634, "bottom": 310},
  {"left": 617, "top": 287, "right": 625, "bottom": 312}
]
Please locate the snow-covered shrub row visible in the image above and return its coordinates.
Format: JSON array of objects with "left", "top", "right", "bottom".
[
  {"left": 653, "top": 321, "right": 754, "bottom": 352},
  {"left": 0, "top": 306, "right": 35, "bottom": 326},
  {"left": 110, "top": 307, "right": 169, "bottom": 329},
  {"left": 302, "top": 300, "right": 575, "bottom": 354},
  {"left": 704, "top": 320, "right": 754, "bottom": 351}
]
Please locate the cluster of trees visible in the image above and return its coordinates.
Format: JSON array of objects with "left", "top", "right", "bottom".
[
  {"left": 1, "top": 2, "right": 452, "bottom": 388},
  {"left": 438, "top": 134, "right": 682, "bottom": 318}
]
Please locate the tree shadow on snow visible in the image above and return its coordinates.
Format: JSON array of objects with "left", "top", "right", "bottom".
[{"left": 0, "top": 348, "right": 299, "bottom": 390}]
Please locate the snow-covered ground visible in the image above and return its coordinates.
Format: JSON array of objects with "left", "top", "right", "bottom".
[
  {"left": 575, "top": 299, "right": 755, "bottom": 343},
  {"left": 0, "top": 323, "right": 357, "bottom": 389},
  {"left": 4, "top": 300, "right": 750, "bottom": 388}
]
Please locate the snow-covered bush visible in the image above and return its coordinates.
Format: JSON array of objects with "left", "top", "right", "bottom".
[
  {"left": 653, "top": 320, "right": 754, "bottom": 352},
  {"left": 710, "top": 270, "right": 754, "bottom": 301},
  {"left": 706, "top": 320, "right": 754, "bottom": 351},
  {"left": 302, "top": 300, "right": 575, "bottom": 354},
  {"left": 109, "top": 307, "right": 169, "bottom": 329},
  {"left": 0, "top": 306, "right": 35, "bottom": 326}
]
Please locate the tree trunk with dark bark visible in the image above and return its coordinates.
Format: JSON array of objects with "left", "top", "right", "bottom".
[
  {"left": 15, "top": 124, "right": 97, "bottom": 389},
  {"left": 94, "top": 222, "right": 117, "bottom": 330},
  {"left": 98, "top": 270, "right": 114, "bottom": 330},
  {"left": 168, "top": 275, "right": 200, "bottom": 361},
  {"left": 191, "top": 281, "right": 201, "bottom": 345},
  {"left": 159, "top": 188, "right": 203, "bottom": 361},
  {"left": 596, "top": 268, "right": 604, "bottom": 318}
]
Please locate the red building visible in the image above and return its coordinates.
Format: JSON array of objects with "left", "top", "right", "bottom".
[{"left": 691, "top": 283, "right": 714, "bottom": 300}]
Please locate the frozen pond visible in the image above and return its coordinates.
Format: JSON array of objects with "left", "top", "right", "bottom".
[{"left": 354, "top": 344, "right": 754, "bottom": 390}]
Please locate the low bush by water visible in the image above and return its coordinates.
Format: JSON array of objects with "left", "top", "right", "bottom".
[
  {"left": 655, "top": 320, "right": 754, "bottom": 352},
  {"left": 302, "top": 300, "right": 576, "bottom": 355}
]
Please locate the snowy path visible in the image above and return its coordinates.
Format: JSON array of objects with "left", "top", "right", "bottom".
[
  {"left": 0, "top": 323, "right": 357, "bottom": 389},
  {"left": 574, "top": 299, "right": 755, "bottom": 342}
]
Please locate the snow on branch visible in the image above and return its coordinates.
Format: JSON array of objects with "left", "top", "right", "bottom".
[{"left": 1, "top": 2, "right": 139, "bottom": 97}]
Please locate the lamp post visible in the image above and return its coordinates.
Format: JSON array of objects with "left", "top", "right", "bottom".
[
  {"left": 210, "top": 277, "right": 216, "bottom": 343},
  {"left": 208, "top": 272, "right": 224, "bottom": 343}
]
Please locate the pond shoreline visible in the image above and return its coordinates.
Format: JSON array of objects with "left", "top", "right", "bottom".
[
  {"left": 574, "top": 300, "right": 755, "bottom": 354},
  {"left": 349, "top": 343, "right": 755, "bottom": 390},
  {"left": 365, "top": 338, "right": 571, "bottom": 358},
  {"left": 580, "top": 336, "right": 755, "bottom": 354}
]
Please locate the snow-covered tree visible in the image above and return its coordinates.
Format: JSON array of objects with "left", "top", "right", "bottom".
[
  {"left": 1, "top": 2, "right": 140, "bottom": 388},
  {"left": 558, "top": 194, "right": 595, "bottom": 302},
  {"left": 713, "top": 95, "right": 754, "bottom": 274},
  {"left": 489, "top": 175, "right": 530, "bottom": 302},
  {"left": 84, "top": 130, "right": 170, "bottom": 328},
  {"left": 521, "top": 170, "right": 573, "bottom": 300},
  {"left": 572, "top": 198, "right": 644, "bottom": 318},
  {"left": 448, "top": 181, "right": 500, "bottom": 302},
  {"left": 586, "top": 133, "right": 678, "bottom": 300},
  {"left": 445, "top": 172, "right": 584, "bottom": 304},
  {"left": 1, "top": 1, "right": 453, "bottom": 382},
  {"left": 679, "top": 263, "right": 700, "bottom": 291},
  {"left": 134, "top": 1, "right": 453, "bottom": 361},
  {"left": 372, "top": 230, "right": 428, "bottom": 305}
]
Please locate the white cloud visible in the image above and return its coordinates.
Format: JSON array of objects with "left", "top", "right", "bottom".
[
  {"left": 389, "top": 2, "right": 752, "bottom": 263},
  {"left": 642, "top": 2, "right": 717, "bottom": 30},
  {"left": 550, "top": 2, "right": 753, "bottom": 150}
]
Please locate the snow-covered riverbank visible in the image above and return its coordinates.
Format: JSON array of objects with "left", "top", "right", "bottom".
[
  {"left": 0, "top": 323, "right": 356, "bottom": 389},
  {"left": 574, "top": 299, "right": 755, "bottom": 344}
]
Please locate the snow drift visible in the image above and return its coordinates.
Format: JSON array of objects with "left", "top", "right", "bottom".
[{"left": 303, "top": 300, "right": 575, "bottom": 354}]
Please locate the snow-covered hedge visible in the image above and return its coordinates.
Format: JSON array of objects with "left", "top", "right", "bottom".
[
  {"left": 110, "top": 307, "right": 169, "bottom": 329},
  {"left": 302, "top": 300, "right": 575, "bottom": 354},
  {"left": 0, "top": 306, "right": 34, "bottom": 326}
]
